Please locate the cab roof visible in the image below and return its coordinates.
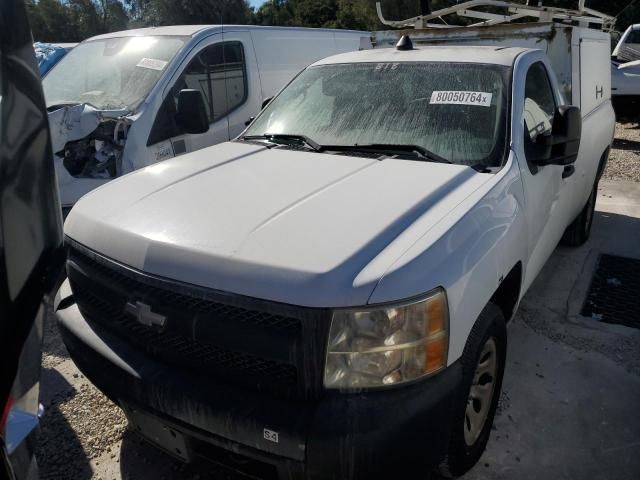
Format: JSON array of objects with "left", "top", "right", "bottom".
[{"left": 314, "top": 45, "right": 532, "bottom": 67}]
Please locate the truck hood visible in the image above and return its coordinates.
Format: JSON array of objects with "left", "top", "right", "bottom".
[{"left": 65, "top": 141, "right": 490, "bottom": 307}]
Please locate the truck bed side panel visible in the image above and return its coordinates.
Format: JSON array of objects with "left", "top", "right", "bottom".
[{"left": 579, "top": 34, "right": 612, "bottom": 114}]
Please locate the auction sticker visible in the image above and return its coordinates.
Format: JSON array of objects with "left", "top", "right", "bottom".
[
  {"left": 137, "top": 58, "right": 168, "bottom": 71},
  {"left": 430, "top": 91, "right": 493, "bottom": 107}
]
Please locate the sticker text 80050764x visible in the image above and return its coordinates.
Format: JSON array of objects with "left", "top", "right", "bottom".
[{"left": 430, "top": 91, "right": 493, "bottom": 107}]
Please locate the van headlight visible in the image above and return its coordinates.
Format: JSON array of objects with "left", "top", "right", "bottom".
[{"left": 324, "top": 289, "right": 448, "bottom": 389}]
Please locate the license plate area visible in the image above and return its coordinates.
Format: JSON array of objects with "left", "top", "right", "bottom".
[{"left": 124, "top": 406, "right": 191, "bottom": 462}]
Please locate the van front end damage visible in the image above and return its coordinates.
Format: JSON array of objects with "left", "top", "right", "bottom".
[{"left": 48, "top": 103, "right": 132, "bottom": 211}]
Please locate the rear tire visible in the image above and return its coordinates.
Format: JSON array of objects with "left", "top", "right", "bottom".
[
  {"left": 561, "top": 181, "right": 597, "bottom": 247},
  {"left": 438, "top": 303, "right": 506, "bottom": 478}
]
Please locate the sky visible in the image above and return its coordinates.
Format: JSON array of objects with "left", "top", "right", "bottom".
[{"left": 249, "top": 0, "right": 264, "bottom": 7}]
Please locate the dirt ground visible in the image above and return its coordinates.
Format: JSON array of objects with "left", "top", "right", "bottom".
[{"left": 36, "top": 123, "right": 640, "bottom": 480}]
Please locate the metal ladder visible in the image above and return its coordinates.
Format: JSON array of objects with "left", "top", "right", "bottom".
[{"left": 376, "top": 1, "right": 614, "bottom": 31}]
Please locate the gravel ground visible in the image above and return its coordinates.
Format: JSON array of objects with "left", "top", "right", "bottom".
[
  {"left": 603, "top": 122, "right": 640, "bottom": 182},
  {"left": 37, "top": 311, "right": 127, "bottom": 480}
]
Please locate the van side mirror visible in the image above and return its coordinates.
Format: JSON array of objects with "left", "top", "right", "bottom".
[
  {"left": 175, "top": 89, "right": 209, "bottom": 134},
  {"left": 528, "top": 105, "right": 581, "bottom": 166},
  {"left": 261, "top": 97, "right": 273, "bottom": 110}
]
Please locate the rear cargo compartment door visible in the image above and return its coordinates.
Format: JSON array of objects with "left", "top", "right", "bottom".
[{"left": 580, "top": 38, "right": 611, "bottom": 114}]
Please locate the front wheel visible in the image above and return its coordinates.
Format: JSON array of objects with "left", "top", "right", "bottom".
[
  {"left": 561, "top": 181, "right": 598, "bottom": 247},
  {"left": 438, "top": 303, "right": 506, "bottom": 478}
]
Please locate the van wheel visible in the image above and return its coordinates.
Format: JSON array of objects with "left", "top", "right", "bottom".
[
  {"left": 438, "top": 303, "right": 506, "bottom": 478},
  {"left": 561, "top": 181, "right": 597, "bottom": 247}
]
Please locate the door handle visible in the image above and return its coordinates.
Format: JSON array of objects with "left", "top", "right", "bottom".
[{"left": 562, "top": 165, "right": 575, "bottom": 179}]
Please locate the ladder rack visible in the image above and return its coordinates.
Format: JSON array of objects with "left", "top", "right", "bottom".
[{"left": 376, "top": 1, "right": 614, "bottom": 31}]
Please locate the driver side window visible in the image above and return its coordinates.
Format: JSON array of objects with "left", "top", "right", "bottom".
[
  {"left": 147, "top": 41, "right": 247, "bottom": 146},
  {"left": 177, "top": 42, "right": 247, "bottom": 123},
  {"left": 523, "top": 62, "right": 556, "bottom": 173},
  {"left": 524, "top": 62, "right": 556, "bottom": 144}
]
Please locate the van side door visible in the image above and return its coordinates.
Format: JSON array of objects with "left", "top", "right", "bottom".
[
  {"left": 513, "top": 56, "right": 578, "bottom": 290},
  {"left": 147, "top": 31, "right": 260, "bottom": 157}
]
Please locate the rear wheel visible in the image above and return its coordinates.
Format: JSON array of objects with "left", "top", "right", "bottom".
[
  {"left": 438, "top": 303, "right": 506, "bottom": 478},
  {"left": 561, "top": 181, "right": 597, "bottom": 247}
]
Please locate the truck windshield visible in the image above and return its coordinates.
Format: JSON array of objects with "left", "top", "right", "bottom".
[
  {"left": 43, "top": 36, "right": 187, "bottom": 112},
  {"left": 245, "top": 62, "right": 510, "bottom": 168}
]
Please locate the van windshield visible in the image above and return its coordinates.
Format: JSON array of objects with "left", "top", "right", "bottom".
[
  {"left": 43, "top": 36, "right": 187, "bottom": 112},
  {"left": 245, "top": 62, "right": 510, "bottom": 168}
]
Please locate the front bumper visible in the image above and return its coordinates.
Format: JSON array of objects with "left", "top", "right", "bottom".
[{"left": 57, "top": 285, "right": 461, "bottom": 479}]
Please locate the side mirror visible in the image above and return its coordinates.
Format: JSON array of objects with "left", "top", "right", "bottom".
[
  {"left": 548, "top": 105, "right": 582, "bottom": 165},
  {"left": 527, "top": 105, "right": 581, "bottom": 166},
  {"left": 261, "top": 97, "right": 273, "bottom": 110},
  {"left": 175, "top": 89, "right": 209, "bottom": 134}
]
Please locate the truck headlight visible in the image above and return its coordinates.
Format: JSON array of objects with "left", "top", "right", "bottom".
[{"left": 324, "top": 289, "right": 448, "bottom": 389}]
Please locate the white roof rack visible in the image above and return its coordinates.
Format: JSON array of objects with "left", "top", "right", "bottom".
[{"left": 376, "top": 1, "right": 614, "bottom": 31}]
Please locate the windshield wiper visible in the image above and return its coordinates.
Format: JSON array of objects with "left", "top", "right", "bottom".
[
  {"left": 321, "top": 144, "right": 451, "bottom": 164},
  {"left": 241, "top": 134, "right": 322, "bottom": 152},
  {"left": 239, "top": 136, "right": 451, "bottom": 164}
]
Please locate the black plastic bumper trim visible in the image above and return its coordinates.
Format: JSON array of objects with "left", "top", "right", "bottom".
[{"left": 57, "top": 296, "right": 461, "bottom": 479}]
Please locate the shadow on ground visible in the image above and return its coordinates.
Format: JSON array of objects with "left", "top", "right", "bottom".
[
  {"left": 612, "top": 137, "right": 640, "bottom": 152},
  {"left": 36, "top": 368, "right": 92, "bottom": 479}
]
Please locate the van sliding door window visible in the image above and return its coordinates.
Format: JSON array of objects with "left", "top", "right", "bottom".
[{"left": 148, "top": 42, "right": 248, "bottom": 146}]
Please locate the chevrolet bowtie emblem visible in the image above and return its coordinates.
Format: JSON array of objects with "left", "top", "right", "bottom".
[{"left": 125, "top": 301, "right": 167, "bottom": 328}]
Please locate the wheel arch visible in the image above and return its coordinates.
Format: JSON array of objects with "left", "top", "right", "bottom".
[
  {"left": 596, "top": 146, "right": 610, "bottom": 181},
  {"left": 489, "top": 261, "right": 522, "bottom": 322}
]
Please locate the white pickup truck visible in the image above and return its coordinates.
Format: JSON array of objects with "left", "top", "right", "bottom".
[{"left": 55, "top": 9, "right": 615, "bottom": 480}]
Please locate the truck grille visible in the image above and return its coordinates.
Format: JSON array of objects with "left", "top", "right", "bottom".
[{"left": 66, "top": 240, "right": 329, "bottom": 399}]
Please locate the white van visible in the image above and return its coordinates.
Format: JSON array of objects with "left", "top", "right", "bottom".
[{"left": 42, "top": 25, "right": 370, "bottom": 212}]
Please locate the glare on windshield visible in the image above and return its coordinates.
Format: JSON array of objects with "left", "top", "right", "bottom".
[
  {"left": 246, "top": 62, "right": 510, "bottom": 167},
  {"left": 43, "top": 36, "right": 187, "bottom": 111}
]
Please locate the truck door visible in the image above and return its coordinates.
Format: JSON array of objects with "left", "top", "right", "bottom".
[
  {"left": 147, "top": 32, "right": 260, "bottom": 157},
  {"left": 515, "top": 60, "right": 577, "bottom": 290}
]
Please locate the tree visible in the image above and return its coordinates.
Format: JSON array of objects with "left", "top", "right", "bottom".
[
  {"left": 24, "top": 0, "right": 640, "bottom": 42},
  {"left": 30, "top": 0, "right": 72, "bottom": 41},
  {"left": 334, "top": 0, "right": 379, "bottom": 30},
  {"left": 27, "top": 0, "right": 129, "bottom": 42},
  {"left": 293, "top": 0, "right": 338, "bottom": 27},
  {"left": 254, "top": 0, "right": 295, "bottom": 26},
  {"left": 252, "top": 0, "right": 457, "bottom": 30},
  {"left": 68, "top": 0, "right": 101, "bottom": 41},
  {"left": 101, "top": 0, "right": 129, "bottom": 32},
  {"left": 127, "top": 0, "right": 252, "bottom": 26}
]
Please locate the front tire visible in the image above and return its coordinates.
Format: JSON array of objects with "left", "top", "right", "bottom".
[
  {"left": 438, "top": 303, "right": 506, "bottom": 478},
  {"left": 561, "top": 180, "right": 597, "bottom": 247}
]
